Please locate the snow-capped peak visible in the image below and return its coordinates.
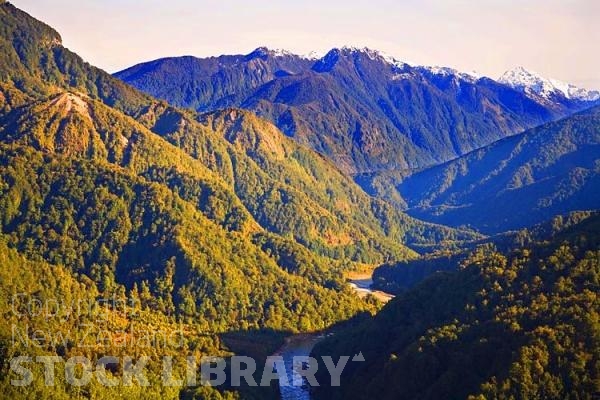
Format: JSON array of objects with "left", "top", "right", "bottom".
[
  {"left": 417, "top": 65, "right": 483, "bottom": 83},
  {"left": 301, "top": 50, "right": 324, "bottom": 60},
  {"left": 270, "top": 48, "right": 295, "bottom": 57},
  {"left": 499, "top": 67, "right": 600, "bottom": 102},
  {"left": 246, "top": 47, "right": 314, "bottom": 60},
  {"left": 371, "top": 49, "right": 409, "bottom": 69},
  {"left": 328, "top": 46, "right": 409, "bottom": 68}
]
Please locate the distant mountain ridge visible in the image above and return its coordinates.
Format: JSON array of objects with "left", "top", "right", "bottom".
[
  {"left": 115, "top": 47, "right": 599, "bottom": 176},
  {"left": 398, "top": 105, "right": 600, "bottom": 233},
  {"left": 499, "top": 66, "right": 600, "bottom": 103}
]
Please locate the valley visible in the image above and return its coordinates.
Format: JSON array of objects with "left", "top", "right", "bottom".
[{"left": 0, "top": 1, "right": 599, "bottom": 399}]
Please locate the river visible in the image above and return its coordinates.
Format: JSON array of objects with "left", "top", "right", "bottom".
[
  {"left": 275, "top": 334, "right": 323, "bottom": 400},
  {"left": 348, "top": 275, "right": 395, "bottom": 303},
  {"left": 275, "top": 273, "right": 394, "bottom": 399}
]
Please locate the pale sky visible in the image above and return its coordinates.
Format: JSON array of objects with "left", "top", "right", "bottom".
[{"left": 11, "top": 0, "right": 600, "bottom": 89}]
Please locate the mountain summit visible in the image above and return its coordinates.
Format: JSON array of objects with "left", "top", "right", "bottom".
[{"left": 499, "top": 66, "right": 600, "bottom": 103}]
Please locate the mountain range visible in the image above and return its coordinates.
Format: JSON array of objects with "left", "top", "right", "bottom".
[
  {"left": 116, "top": 47, "right": 599, "bottom": 177},
  {"left": 116, "top": 46, "right": 600, "bottom": 235}
]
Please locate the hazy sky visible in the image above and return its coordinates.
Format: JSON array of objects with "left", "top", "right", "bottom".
[{"left": 11, "top": 0, "right": 600, "bottom": 89}]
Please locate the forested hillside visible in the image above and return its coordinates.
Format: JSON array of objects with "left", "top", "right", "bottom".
[
  {"left": 372, "top": 211, "right": 598, "bottom": 295},
  {"left": 313, "top": 213, "right": 600, "bottom": 399},
  {"left": 399, "top": 106, "right": 600, "bottom": 233}
]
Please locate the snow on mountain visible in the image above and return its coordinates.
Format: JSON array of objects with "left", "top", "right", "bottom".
[
  {"left": 499, "top": 67, "right": 600, "bottom": 102},
  {"left": 373, "top": 50, "right": 410, "bottom": 69},
  {"left": 269, "top": 48, "right": 295, "bottom": 57},
  {"left": 246, "top": 47, "right": 317, "bottom": 60},
  {"left": 311, "top": 47, "right": 495, "bottom": 85},
  {"left": 338, "top": 46, "right": 409, "bottom": 68},
  {"left": 416, "top": 65, "right": 484, "bottom": 83},
  {"left": 302, "top": 50, "right": 323, "bottom": 60}
]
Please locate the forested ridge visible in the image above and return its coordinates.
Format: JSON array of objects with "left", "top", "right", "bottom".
[
  {"left": 398, "top": 106, "right": 600, "bottom": 233},
  {"left": 372, "top": 211, "right": 598, "bottom": 295}
]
